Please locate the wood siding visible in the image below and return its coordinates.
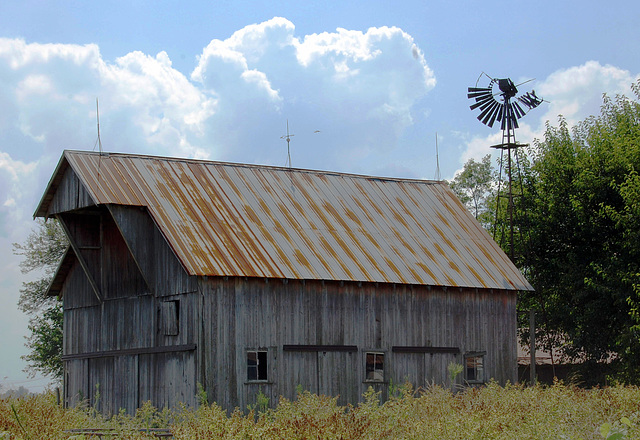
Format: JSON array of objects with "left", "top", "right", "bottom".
[
  {"left": 200, "top": 277, "right": 516, "bottom": 411},
  {"left": 107, "top": 205, "right": 197, "bottom": 297},
  {"left": 51, "top": 168, "right": 518, "bottom": 414},
  {"left": 60, "top": 204, "right": 199, "bottom": 414},
  {"left": 47, "top": 165, "right": 95, "bottom": 217}
]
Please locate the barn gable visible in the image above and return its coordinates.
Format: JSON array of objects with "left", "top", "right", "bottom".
[{"left": 38, "top": 165, "right": 200, "bottom": 412}]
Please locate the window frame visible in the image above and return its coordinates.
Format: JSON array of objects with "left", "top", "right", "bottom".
[
  {"left": 464, "top": 351, "right": 486, "bottom": 384},
  {"left": 246, "top": 349, "right": 269, "bottom": 383},
  {"left": 364, "top": 351, "right": 385, "bottom": 383},
  {"left": 160, "top": 299, "right": 180, "bottom": 336}
]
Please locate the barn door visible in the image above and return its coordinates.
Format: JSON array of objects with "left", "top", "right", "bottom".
[
  {"left": 281, "top": 351, "right": 319, "bottom": 398},
  {"left": 392, "top": 353, "right": 426, "bottom": 390},
  {"left": 65, "top": 359, "right": 88, "bottom": 407},
  {"left": 138, "top": 351, "right": 197, "bottom": 409},
  {"left": 392, "top": 352, "right": 459, "bottom": 389},
  {"left": 88, "top": 357, "right": 115, "bottom": 414},
  {"left": 317, "top": 351, "right": 358, "bottom": 405},
  {"left": 425, "top": 352, "right": 458, "bottom": 385},
  {"left": 282, "top": 350, "right": 359, "bottom": 404}
]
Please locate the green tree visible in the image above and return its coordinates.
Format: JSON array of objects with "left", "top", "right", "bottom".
[
  {"left": 448, "top": 154, "right": 495, "bottom": 228},
  {"left": 518, "top": 80, "right": 640, "bottom": 384},
  {"left": 12, "top": 218, "right": 67, "bottom": 380}
]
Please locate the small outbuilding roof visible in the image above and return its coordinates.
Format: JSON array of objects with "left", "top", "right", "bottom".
[{"left": 36, "top": 150, "right": 532, "bottom": 291}]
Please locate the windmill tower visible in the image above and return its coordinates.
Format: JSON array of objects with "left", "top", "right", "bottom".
[{"left": 468, "top": 73, "right": 543, "bottom": 260}]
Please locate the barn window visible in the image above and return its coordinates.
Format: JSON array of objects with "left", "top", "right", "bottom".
[
  {"left": 464, "top": 352, "right": 485, "bottom": 383},
  {"left": 247, "top": 350, "right": 268, "bottom": 382},
  {"left": 160, "top": 300, "right": 179, "bottom": 336},
  {"left": 365, "top": 352, "right": 384, "bottom": 382}
]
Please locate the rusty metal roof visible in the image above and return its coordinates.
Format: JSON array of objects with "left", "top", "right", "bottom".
[{"left": 36, "top": 150, "right": 533, "bottom": 290}]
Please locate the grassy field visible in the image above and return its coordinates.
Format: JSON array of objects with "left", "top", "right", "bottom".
[{"left": 1, "top": 382, "right": 639, "bottom": 439}]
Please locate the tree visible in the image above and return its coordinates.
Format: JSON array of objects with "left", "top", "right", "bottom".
[
  {"left": 12, "top": 218, "right": 67, "bottom": 380},
  {"left": 517, "top": 80, "right": 640, "bottom": 384},
  {"left": 448, "top": 154, "right": 495, "bottom": 229}
]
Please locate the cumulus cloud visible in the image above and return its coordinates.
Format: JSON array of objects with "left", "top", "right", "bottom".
[
  {"left": 536, "top": 61, "right": 639, "bottom": 127},
  {"left": 0, "top": 17, "right": 435, "bottom": 233},
  {"left": 189, "top": 17, "right": 435, "bottom": 166},
  {"left": 0, "top": 38, "right": 218, "bottom": 165}
]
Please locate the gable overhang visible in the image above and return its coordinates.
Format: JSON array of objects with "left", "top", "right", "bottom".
[
  {"left": 45, "top": 246, "right": 77, "bottom": 297},
  {"left": 34, "top": 153, "right": 71, "bottom": 219}
]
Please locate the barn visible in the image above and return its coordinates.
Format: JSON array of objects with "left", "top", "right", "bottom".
[{"left": 35, "top": 150, "right": 532, "bottom": 414}]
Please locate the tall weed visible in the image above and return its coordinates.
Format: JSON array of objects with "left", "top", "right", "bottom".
[{"left": 1, "top": 383, "right": 639, "bottom": 439}]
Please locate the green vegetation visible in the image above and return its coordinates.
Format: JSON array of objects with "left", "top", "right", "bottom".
[
  {"left": 518, "top": 81, "right": 640, "bottom": 384},
  {"left": 452, "top": 80, "right": 640, "bottom": 384},
  {"left": 1, "top": 383, "right": 640, "bottom": 439},
  {"left": 448, "top": 153, "right": 495, "bottom": 229},
  {"left": 12, "top": 218, "right": 67, "bottom": 380}
]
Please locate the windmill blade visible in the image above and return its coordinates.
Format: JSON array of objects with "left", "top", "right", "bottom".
[
  {"left": 468, "top": 88, "right": 494, "bottom": 101},
  {"left": 467, "top": 87, "right": 492, "bottom": 99},
  {"left": 468, "top": 87, "right": 497, "bottom": 113},
  {"left": 500, "top": 103, "right": 509, "bottom": 130},
  {"left": 512, "top": 101, "right": 526, "bottom": 119},
  {"left": 501, "top": 103, "right": 519, "bottom": 131},
  {"left": 507, "top": 107, "right": 519, "bottom": 130},
  {"left": 480, "top": 101, "right": 501, "bottom": 126},
  {"left": 478, "top": 102, "right": 497, "bottom": 125},
  {"left": 470, "top": 93, "right": 496, "bottom": 111},
  {"left": 487, "top": 103, "right": 501, "bottom": 128},
  {"left": 477, "top": 96, "right": 499, "bottom": 112},
  {"left": 496, "top": 105, "right": 504, "bottom": 125}
]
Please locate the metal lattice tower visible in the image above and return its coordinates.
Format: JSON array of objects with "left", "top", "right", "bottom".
[{"left": 468, "top": 74, "right": 543, "bottom": 260}]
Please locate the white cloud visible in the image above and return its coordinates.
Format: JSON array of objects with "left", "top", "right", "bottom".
[
  {"left": 536, "top": 61, "right": 639, "bottom": 127},
  {"left": 0, "top": 153, "right": 39, "bottom": 237},
  {"left": 0, "top": 38, "right": 218, "bottom": 164}
]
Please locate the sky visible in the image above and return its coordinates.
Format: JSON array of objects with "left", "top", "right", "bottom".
[{"left": 0, "top": 0, "right": 639, "bottom": 392}]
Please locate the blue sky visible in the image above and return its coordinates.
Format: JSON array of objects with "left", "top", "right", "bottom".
[{"left": 1, "top": 0, "right": 639, "bottom": 392}]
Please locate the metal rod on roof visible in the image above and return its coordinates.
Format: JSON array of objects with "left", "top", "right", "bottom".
[
  {"left": 281, "top": 120, "right": 295, "bottom": 168},
  {"left": 96, "top": 98, "right": 103, "bottom": 155},
  {"left": 434, "top": 132, "right": 441, "bottom": 181}
]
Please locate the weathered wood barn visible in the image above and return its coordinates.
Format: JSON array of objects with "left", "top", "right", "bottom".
[{"left": 36, "top": 150, "right": 532, "bottom": 414}]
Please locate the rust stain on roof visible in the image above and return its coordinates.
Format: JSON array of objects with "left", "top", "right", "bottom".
[
  {"left": 416, "top": 262, "right": 439, "bottom": 284},
  {"left": 34, "top": 150, "right": 533, "bottom": 291},
  {"left": 243, "top": 205, "right": 260, "bottom": 225}
]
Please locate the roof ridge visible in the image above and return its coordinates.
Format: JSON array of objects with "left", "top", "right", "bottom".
[{"left": 63, "top": 150, "right": 442, "bottom": 185}]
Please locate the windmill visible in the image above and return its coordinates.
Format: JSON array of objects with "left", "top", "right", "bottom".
[{"left": 468, "top": 73, "right": 544, "bottom": 260}]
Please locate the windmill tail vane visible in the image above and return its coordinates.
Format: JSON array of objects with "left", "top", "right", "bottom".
[{"left": 518, "top": 90, "right": 543, "bottom": 110}]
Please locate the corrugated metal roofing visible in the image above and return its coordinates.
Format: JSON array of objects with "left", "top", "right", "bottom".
[{"left": 36, "top": 150, "right": 533, "bottom": 291}]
